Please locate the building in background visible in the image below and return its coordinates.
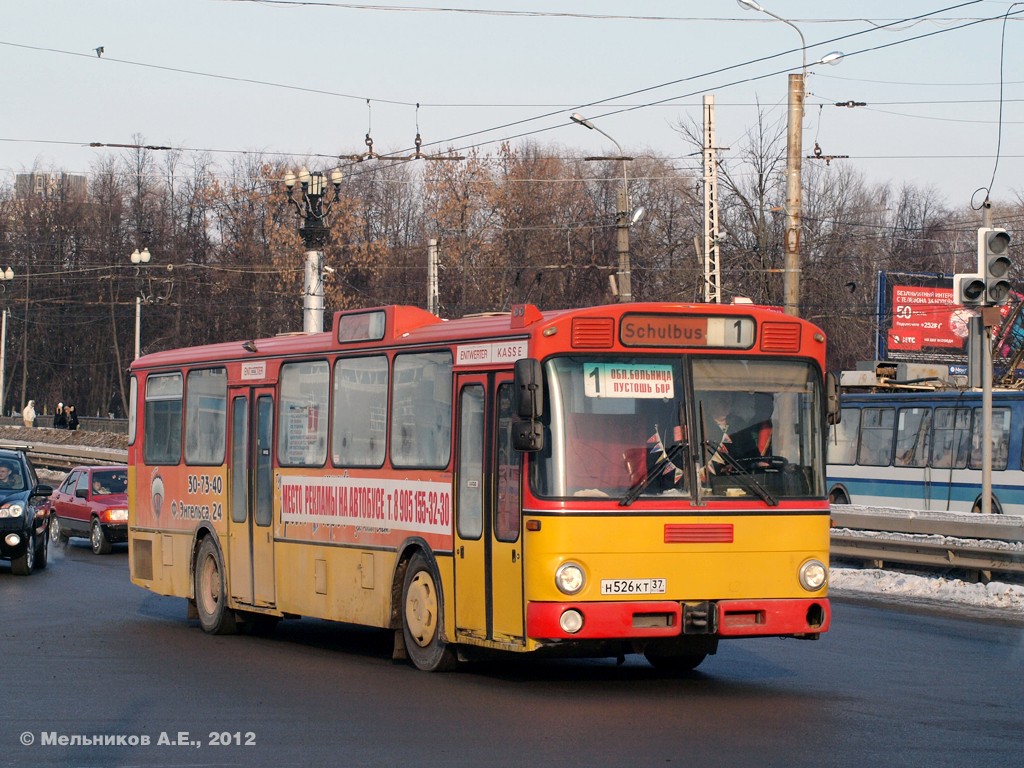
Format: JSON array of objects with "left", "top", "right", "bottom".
[{"left": 14, "top": 172, "right": 87, "bottom": 201}]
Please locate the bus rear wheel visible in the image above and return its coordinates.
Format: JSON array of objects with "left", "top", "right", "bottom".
[
  {"left": 194, "top": 537, "right": 237, "bottom": 635},
  {"left": 401, "top": 552, "right": 457, "bottom": 672},
  {"left": 970, "top": 496, "right": 1004, "bottom": 515}
]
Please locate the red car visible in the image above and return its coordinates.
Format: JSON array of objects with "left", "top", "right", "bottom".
[{"left": 48, "top": 466, "right": 129, "bottom": 555}]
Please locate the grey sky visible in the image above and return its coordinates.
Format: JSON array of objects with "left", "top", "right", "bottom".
[{"left": 3, "top": 1, "right": 1022, "bottom": 208}]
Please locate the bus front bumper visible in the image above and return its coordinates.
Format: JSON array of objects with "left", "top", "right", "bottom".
[{"left": 526, "top": 597, "right": 830, "bottom": 641}]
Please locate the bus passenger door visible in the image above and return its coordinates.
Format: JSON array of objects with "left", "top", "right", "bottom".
[
  {"left": 453, "top": 374, "right": 524, "bottom": 645},
  {"left": 454, "top": 380, "right": 487, "bottom": 640},
  {"left": 489, "top": 378, "right": 524, "bottom": 643},
  {"left": 227, "top": 388, "right": 277, "bottom": 608}
]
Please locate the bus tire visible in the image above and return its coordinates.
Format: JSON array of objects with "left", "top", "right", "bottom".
[
  {"left": 970, "top": 496, "right": 1004, "bottom": 515},
  {"left": 401, "top": 552, "right": 457, "bottom": 672},
  {"left": 194, "top": 537, "right": 237, "bottom": 635},
  {"left": 828, "top": 486, "right": 850, "bottom": 505},
  {"left": 644, "top": 650, "right": 707, "bottom": 674}
]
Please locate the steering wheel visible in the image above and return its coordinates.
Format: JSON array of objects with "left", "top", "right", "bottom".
[{"left": 733, "top": 455, "right": 787, "bottom": 472}]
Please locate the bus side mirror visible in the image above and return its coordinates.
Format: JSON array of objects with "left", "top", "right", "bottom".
[
  {"left": 514, "top": 358, "right": 544, "bottom": 419},
  {"left": 826, "top": 372, "right": 841, "bottom": 425},
  {"left": 511, "top": 420, "right": 544, "bottom": 452}
]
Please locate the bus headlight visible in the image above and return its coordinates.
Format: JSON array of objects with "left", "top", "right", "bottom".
[
  {"left": 555, "top": 562, "right": 585, "bottom": 595},
  {"left": 799, "top": 559, "right": 827, "bottom": 591},
  {"left": 559, "top": 609, "right": 584, "bottom": 634},
  {"left": 0, "top": 504, "right": 24, "bottom": 518}
]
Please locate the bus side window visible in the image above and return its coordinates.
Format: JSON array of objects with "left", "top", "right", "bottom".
[
  {"left": 857, "top": 407, "right": 894, "bottom": 467},
  {"left": 827, "top": 408, "right": 860, "bottom": 465},
  {"left": 931, "top": 407, "right": 970, "bottom": 469},
  {"left": 969, "top": 406, "right": 1010, "bottom": 471},
  {"left": 894, "top": 407, "right": 930, "bottom": 468}
]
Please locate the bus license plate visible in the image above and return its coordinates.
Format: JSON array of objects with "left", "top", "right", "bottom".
[{"left": 600, "top": 578, "right": 666, "bottom": 595}]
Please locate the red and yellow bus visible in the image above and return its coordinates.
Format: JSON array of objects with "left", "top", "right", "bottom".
[{"left": 128, "top": 301, "right": 836, "bottom": 672}]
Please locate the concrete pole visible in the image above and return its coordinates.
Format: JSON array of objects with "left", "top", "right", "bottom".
[
  {"left": 784, "top": 72, "right": 804, "bottom": 317},
  {"left": 615, "top": 187, "right": 632, "bottom": 303},
  {"left": 427, "top": 239, "right": 439, "bottom": 315},
  {"left": 134, "top": 295, "right": 141, "bottom": 360},
  {"left": 0, "top": 309, "right": 7, "bottom": 415},
  {"left": 303, "top": 249, "right": 324, "bottom": 334}
]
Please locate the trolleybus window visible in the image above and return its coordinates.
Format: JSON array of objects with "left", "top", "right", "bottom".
[
  {"left": 932, "top": 407, "right": 970, "bottom": 468},
  {"left": 143, "top": 373, "right": 183, "bottom": 465},
  {"left": 184, "top": 367, "right": 227, "bottom": 466},
  {"left": 332, "top": 355, "right": 388, "bottom": 467},
  {"left": 278, "top": 360, "right": 329, "bottom": 467},
  {"left": 828, "top": 408, "right": 860, "bottom": 465},
  {"left": 857, "top": 407, "right": 894, "bottom": 466},
  {"left": 969, "top": 407, "right": 1011, "bottom": 470},
  {"left": 894, "top": 407, "right": 930, "bottom": 468},
  {"left": 391, "top": 351, "right": 452, "bottom": 468}
]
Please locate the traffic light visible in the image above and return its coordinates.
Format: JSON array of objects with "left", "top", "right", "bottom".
[
  {"left": 954, "top": 228, "right": 1013, "bottom": 306},
  {"left": 978, "top": 227, "right": 1012, "bottom": 305},
  {"left": 953, "top": 272, "right": 986, "bottom": 306}
]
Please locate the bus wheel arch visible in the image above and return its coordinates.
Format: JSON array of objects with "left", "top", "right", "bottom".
[
  {"left": 398, "top": 548, "right": 457, "bottom": 672},
  {"left": 828, "top": 484, "right": 851, "bottom": 505},
  {"left": 192, "top": 533, "right": 237, "bottom": 635}
]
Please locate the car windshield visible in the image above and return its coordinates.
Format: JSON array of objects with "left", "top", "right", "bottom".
[
  {"left": 0, "top": 461, "right": 25, "bottom": 490},
  {"left": 92, "top": 471, "right": 127, "bottom": 495},
  {"left": 529, "top": 355, "right": 825, "bottom": 502}
]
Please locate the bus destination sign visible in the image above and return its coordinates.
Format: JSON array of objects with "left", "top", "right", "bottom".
[{"left": 621, "top": 314, "right": 755, "bottom": 349}]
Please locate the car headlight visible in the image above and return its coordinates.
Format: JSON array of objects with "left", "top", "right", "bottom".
[
  {"left": 104, "top": 508, "right": 129, "bottom": 522},
  {"left": 799, "top": 559, "right": 828, "bottom": 591},
  {"left": 0, "top": 504, "right": 24, "bottom": 518},
  {"left": 555, "top": 562, "right": 586, "bottom": 595}
]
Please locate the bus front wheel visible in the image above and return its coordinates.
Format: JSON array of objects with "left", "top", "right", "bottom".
[
  {"left": 644, "top": 650, "right": 707, "bottom": 674},
  {"left": 401, "top": 552, "right": 457, "bottom": 672},
  {"left": 193, "top": 537, "right": 237, "bottom": 635}
]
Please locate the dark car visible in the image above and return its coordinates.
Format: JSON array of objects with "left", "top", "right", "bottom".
[
  {"left": 49, "top": 466, "right": 129, "bottom": 555},
  {"left": 0, "top": 448, "right": 54, "bottom": 575}
]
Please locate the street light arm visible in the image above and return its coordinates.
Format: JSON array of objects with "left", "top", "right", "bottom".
[
  {"left": 737, "top": 0, "right": 806, "bottom": 73},
  {"left": 570, "top": 114, "right": 628, "bottom": 204}
]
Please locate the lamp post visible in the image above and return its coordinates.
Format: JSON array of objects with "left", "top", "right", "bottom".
[
  {"left": 284, "top": 167, "right": 343, "bottom": 333},
  {"left": 737, "top": 1, "right": 843, "bottom": 317},
  {"left": 130, "top": 247, "right": 151, "bottom": 360},
  {"left": 0, "top": 267, "right": 13, "bottom": 415},
  {"left": 571, "top": 113, "right": 635, "bottom": 303},
  {"left": 738, "top": 0, "right": 806, "bottom": 316}
]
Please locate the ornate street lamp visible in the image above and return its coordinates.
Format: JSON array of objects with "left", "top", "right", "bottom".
[{"left": 284, "top": 167, "right": 343, "bottom": 333}]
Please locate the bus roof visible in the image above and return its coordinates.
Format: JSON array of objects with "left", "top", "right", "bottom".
[{"left": 130, "top": 301, "right": 823, "bottom": 371}]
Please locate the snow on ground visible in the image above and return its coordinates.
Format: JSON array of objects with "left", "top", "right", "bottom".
[{"left": 829, "top": 566, "right": 1024, "bottom": 619}]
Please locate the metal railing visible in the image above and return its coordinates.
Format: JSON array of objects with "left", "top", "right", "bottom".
[
  {"left": 0, "top": 440, "right": 127, "bottom": 470},
  {"left": 831, "top": 506, "right": 1024, "bottom": 576}
]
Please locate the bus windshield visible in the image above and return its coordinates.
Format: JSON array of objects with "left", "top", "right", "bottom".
[{"left": 533, "top": 356, "right": 825, "bottom": 501}]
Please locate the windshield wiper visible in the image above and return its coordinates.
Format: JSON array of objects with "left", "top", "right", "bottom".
[
  {"left": 619, "top": 442, "right": 686, "bottom": 507},
  {"left": 702, "top": 441, "right": 778, "bottom": 506}
]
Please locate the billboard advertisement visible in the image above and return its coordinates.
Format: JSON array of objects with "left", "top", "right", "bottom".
[{"left": 876, "top": 271, "right": 1023, "bottom": 376}]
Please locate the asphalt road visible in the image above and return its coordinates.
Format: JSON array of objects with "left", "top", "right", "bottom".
[{"left": 2, "top": 538, "right": 1021, "bottom": 768}]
